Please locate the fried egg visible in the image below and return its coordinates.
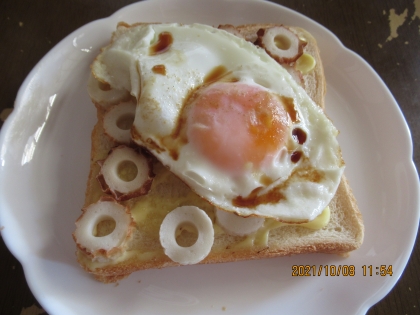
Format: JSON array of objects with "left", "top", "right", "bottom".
[{"left": 92, "top": 23, "right": 344, "bottom": 222}]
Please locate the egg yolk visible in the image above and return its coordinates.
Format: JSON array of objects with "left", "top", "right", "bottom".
[{"left": 187, "top": 82, "right": 290, "bottom": 174}]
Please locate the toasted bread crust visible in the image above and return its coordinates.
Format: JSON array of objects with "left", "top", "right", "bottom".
[{"left": 76, "top": 23, "right": 364, "bottom": 283}]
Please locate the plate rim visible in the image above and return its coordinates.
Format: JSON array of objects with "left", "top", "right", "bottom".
[{"left": 0, "top": 1, "right": 419, "bottom": 314}]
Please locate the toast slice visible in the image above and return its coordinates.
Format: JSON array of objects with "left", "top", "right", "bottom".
[{"left": 75, "top": 23, "right": 364, "bottom": 283}]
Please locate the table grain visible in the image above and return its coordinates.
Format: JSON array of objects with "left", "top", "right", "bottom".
[{"left": 1, "top": 0, "right": 419, "bottom": 314}]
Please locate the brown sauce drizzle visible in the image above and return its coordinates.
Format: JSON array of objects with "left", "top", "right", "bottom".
[
  {"left": 204, "top": 65, "right": 228, "bottom": 84},
  {"left": 292, "top": 127, "right": 307, "bottom": 144},
  {"left": 203, "top": 65, "right": 240, "bottom": 85},
  {"left": 152, "top": 64, "right": 166, "bottom": 75},
  {"left": 291, "top": 151, "right": 302, "bottom": 163},
  {"left": 281, "top": 96, "right": 300, "bottom": 123},
  {"left": 233, "top": 167, "right": 324, "bottom": 208},
  {"left": 233, "top": 186, "right": 285, "bottom": 208},
  {"left": 160, "top": 116, "right": 189, "bottom": 161},
  {"left": 149, "top": 32, "right": 173, "bottom": 55}
]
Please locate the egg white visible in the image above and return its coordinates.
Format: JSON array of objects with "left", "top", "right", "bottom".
[{"left": 92, "top": 23, "right": 344, "bottom": 222}]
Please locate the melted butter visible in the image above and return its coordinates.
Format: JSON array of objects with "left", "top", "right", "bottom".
[
  {"left": 94, "top": 219, "right": 116, "bottom": 237},
  {"left": 117, "top": 160, "right": 138, "bottom": 182},
  {"left": 84, "top": 198, "right": 330, "bottom": 270},
  {"left": 77, "top": 247, "right": 164, "bottom": 270},
  {"left": 213, "top": 222, "right": 225, "bottom": 236},
  {"left": 295, "top": 53, "right": 316, "bottom": 74},
  {"left": 82, "top": 162, "right": 214, "bottom": 270},
  {"left": 130, "top": 163, "right": 215, "bottom": 247},
  {"left": 232, "top": 207, "right": 330, "bottom": 250},
  {"left": 301, "top": 206, "right": 330, "bottom": 229}
]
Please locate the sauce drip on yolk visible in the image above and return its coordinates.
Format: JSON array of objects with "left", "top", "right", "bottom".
[{"left": 187, "top": 82, "right": 290, "bottom": 174}]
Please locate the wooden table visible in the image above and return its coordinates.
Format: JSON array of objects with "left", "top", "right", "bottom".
[{"left": 1, "top": 0, "right": 419, "bottom": 314}]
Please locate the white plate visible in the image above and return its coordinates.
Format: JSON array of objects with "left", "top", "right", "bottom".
[{"left": 0, "top": 0, "right": 419, "bottom": 314}]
